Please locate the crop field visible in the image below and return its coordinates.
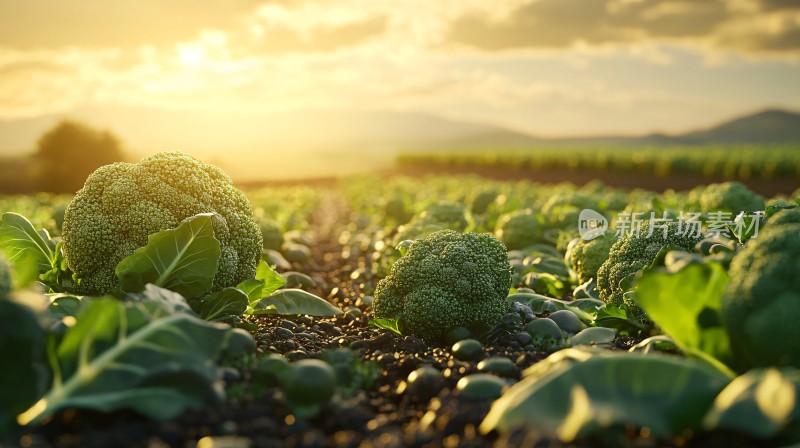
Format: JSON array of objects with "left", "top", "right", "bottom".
[{"left": 1, "top": 151, "right": 799, "bottom": 447}]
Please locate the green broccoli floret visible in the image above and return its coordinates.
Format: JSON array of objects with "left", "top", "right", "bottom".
[
  {"left": 722, "top": 223, "right": 800, "bottom": 370},
  {"left": 62, "top": 151, "right": 262, "bottom": 296},
  {"left": 374, "top": 230, "right": 512, "bottom": 342},
  {"left": 696, "top": 181, "right": 765, "bottom": 214},
  {"left": 494, "top": 209, "right": 542, "bottom": 250},
  {"left": 596, "top": 221, "right": 702, "bottom": 307},
  {"left": 0, "top": 253, "right": 12, "bottom": 297},
  {"left": 565, "top": 234, "right": 618, "bottom": 284}
]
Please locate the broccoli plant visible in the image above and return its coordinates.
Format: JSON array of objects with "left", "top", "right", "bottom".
[
  {"left": 596, "top": 221, "right": 702, "bottom": 308},
  {"left": 494, "top": 209, "right": 542, "bottom": 250},
  {"left": 62, "top": 151, "right": 263, "bottom": 295},
  {"left": 565, "top": 234, "right": 618, "bottom": 285},
  {"left": 374, "top": 230, "right": 512, "bottom": 342},
  {"left": 722, "top": 221, "right": 800, "bottom": 370},
  {"left": 693, "top": 181, "right": 765, "bottom": 215}
]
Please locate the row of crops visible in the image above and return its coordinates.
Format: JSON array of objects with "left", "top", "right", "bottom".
[
  {"left": 2, "top": 152, "right": 800, "bottom": 446},
  {"left": 396, "top": 145, "right": 800, "bottom": 180}
]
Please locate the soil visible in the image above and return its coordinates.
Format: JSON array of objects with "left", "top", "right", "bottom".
[{"left": 8, "top": 190, "right": 766, "bottom": 448}]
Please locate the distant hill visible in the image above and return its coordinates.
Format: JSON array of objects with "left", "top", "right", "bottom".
[
  {"left": 677, "top": 109, "right": 800, "bottom": 144},
  {"left": 535, "top": 108, "right": 800, "bottom": 146},
  {"left": 0, "top": 106, "right": 797, "bottom": 181}
]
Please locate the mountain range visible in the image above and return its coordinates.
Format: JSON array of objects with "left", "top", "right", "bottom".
[{"left": 0, "top": 106, "right": 798, "bottom": 180}]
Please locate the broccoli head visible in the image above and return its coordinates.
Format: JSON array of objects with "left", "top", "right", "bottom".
[
  {"left": 765, "top": 207, "right": 800, "bottom": 227},
  {"left": 0, "top": 252, "right": 12, "bottom": 297},
  {"left": 722, "top": 223, "right": 800, "bottom": 370},
  {"left": 62, "top": 151, "right": 262, "bottom": 295},
  {"left": 494, "top": 209, "right": 542, "bottom": 250},
  {"left": 374, "top": 230, "right": 512, "bottom": 342},
  {"left": 392, "top": 201, "right": 469, "bottom": 246},
  {"left": 596, "top": 221, "right": 702, "bottom": 307},
  {"left": 696, "top": 181, "right": 765, "bottom": 214},
  {"left": 565, "top": 234, "right": 618, "bottom": 284},
  {"left": 416, "top": 201, "right": 470, "bottom": 230}
]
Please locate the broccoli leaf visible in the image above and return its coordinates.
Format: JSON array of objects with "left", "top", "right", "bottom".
[
  {"left": 257, "top": 260, "right": 285, "bottom": 297},
  {"left": 0, "top": 212, "right": 55, "bottom": 287},
  {"left": 368, "top": 318, "right": 402, "bottom": 336},
  {"left": 17, "top": 297, "right": 229, "bottom": 427},
  {"left": 481, "top": 351, "right": 731, "bottom": 441},
  {"left": 192, "top": 287, "right": 248, "bottom": 322},
  {"left": 115, "top": 213, "right": 221, "bottom": 299},
  {"left": 636, "top": 263, "right": 733, "bottom": 371},
  {"left": 703, "top": 368, "right": 800, "bottom": 439},
  {"left": 253, "top": 289, "right": 342, "bottom": 317},
  {"left": 0, "top": 299, "right": 47, "bottom": 437}
]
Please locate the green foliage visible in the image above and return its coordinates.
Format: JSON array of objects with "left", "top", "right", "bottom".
[
  {"left": 722, "top": 222, "right": 800, "bottom": 370},
  {"left": 481, "top": 349, "right": 732, "bottom": 441},
  {"left": 374, "top": 229, "right": 512, "bottom": 342},
  {"left": 17, "top": 297, "right": 230, "bottom": 427},
  {"left": 252, "top": 288, "right": 342, "bottom": 317},
  {"left": 565, "top": 234, "right": 617, "bottom": 285},
  {"left": 397, "top": 145, "right": 800, "bottom": 180},
  {"left": 0, "top": 299, "right": 47, "bottom": 437},
  {"left": 116, "top": 214, "right": 221, "bottom": 299},
  {"left": 368, "top": 318, "right": 402, "bottom": 336},
  {"left": 596, "top": 220, "right": 703, "bottom": 308},
  {"left": 703, "top": 368, "right": 800, "bottom": 439},
  {"left": 62, "top": 151, "right": 262, "bottom": 296},
  {"left": 0, "top": 253, "right": 12, "bottom": 297},
  {"left": 33, "top": 120, "right": 126, "bottom": 194},
  {"left": 637, "top": 263, "right": 733, "bottom": 371}
]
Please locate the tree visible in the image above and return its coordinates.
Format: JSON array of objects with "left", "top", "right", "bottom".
[{"left": 33, "top": 120, "right": 127, "bottom": 193}]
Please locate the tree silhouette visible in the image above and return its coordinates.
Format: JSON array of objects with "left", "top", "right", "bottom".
[{"left": 33, "top": 120, "right": 127, "bottom": 193}]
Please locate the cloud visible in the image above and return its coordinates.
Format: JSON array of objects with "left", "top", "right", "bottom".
[
  {"left": 446, "top": 0, "right": 800, "bottom": 57},
  {"left": 0, "top": 1, "right": 266, "bottom": 49}
]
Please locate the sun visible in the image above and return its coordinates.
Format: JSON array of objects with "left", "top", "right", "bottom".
[{"left": 177, "top": 43, "right": 206, "bottom": 67}]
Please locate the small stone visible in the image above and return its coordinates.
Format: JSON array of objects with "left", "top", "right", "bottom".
[
  {"left": 456, "top": 374, "right": 507, "bottom": 400},
  {"left": 477, "top": 357, "right": 516, "bottom": 377},
  {"left": 451, "top": 339, "right": 483, "bottom": 361}
]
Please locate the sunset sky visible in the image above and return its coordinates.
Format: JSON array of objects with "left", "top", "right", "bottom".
[{"left": 1, "top": 0, "right": 799, "bottom": 178}]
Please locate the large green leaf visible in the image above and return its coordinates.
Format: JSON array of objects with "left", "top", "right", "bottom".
[
  {"left": 703, "top": 368, "right": 800, "bottom": 439},
  {"left": 0, "top": 300, "right": 46, "bottom": 437},
  {"left": 636, "top": 263, "right": 733, "bottom": 370},
  {"left": 253, "top": 288, "right": 342, "bottom": 317},
  {"left": 17, "top": 297, "right": 230, "bottom": 426},
  {"left": 481, "top": 352, "right": 732, "bottom": 441},
  {"left": 116, "top": 214, "right": 220, "bottom": 299},
  {"left": 256, "top": 260, "right": 285, "bottom": 297},
  {"left": 0, "top": 213, "right": 55, "bottom": 286},
  {"left": 192, "top": 288, "right": 248, "bottom": 322}
]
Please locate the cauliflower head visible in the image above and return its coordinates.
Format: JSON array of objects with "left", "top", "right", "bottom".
[
  {"left": 494, "top": 209, "right": 542, "bottom": 250},
  {"left": 62, "top": 151, "right": 262, "bottom": 295},
  {"left": 596, "top": 221, "right": 702, "bottom": 307},
  {"left": 697, "top": 181, "right": 765, "bottom": 214},
  {"left": 722, "top": 223, "right": 800, "bottom": 369},
  {"left": 374, "top": 230, "right": 512, "bottom": 342},
  {"left": 565, "top": 234, "right": 618, "bottom": 284}
]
